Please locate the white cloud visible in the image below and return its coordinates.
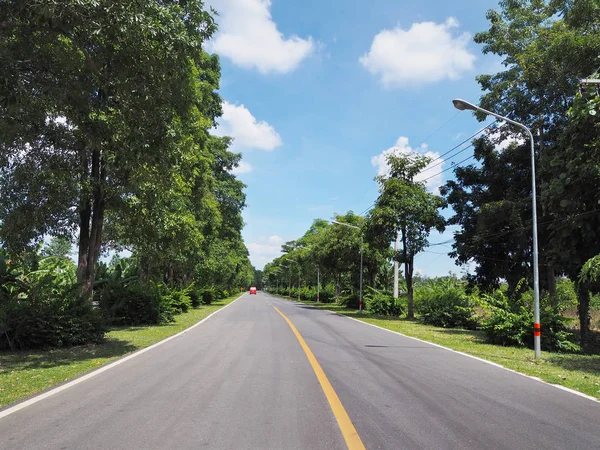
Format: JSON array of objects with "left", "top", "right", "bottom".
[
  {"left": 214, "top": 101, "right": 282, "bottom": 151},
  {"left": 247, "top": 235, "right": 285, "bottom": 268},
  {"left": 231, "top": 161, "right": 253, "bottom": 175},
  {"left": 371, "top": 137, "right": 445, "bottom": 192},
  {"left": 207, "top": 0, "right": 314, "bottom": 74},
  {"left": 360, "top": 17, "right": 476, "bottom": 87}
]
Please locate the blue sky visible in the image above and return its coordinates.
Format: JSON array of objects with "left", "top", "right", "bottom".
[{"left": 206, "top": 0, "right": 507, "bottom": 275}]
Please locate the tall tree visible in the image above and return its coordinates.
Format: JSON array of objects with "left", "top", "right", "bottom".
[
  {"left": 367, "top": 154, "right": 445, "bottom": 318},
  {"left": 472, "top": 0, "right": 600, "bottom": 344},
  {"left": 441, "top": 136, "right": 532, "bottom": 295},
  {"left": 0, "top": 1, "right": 220, "bottom": 296}
]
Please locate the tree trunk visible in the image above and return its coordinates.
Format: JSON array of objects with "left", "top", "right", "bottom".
[
  {"left": 577, "top": 282, "right": 591, "bottom": 349},
  {"left": 402, "top": 228, "right": 415, "bottom": 319},
  {"left": 77, "top": 147, "right": 106, "bottom": 299}
]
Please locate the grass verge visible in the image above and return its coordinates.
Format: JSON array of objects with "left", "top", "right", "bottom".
[
  {"left": 0, "top": 293, "right": 243, "bottom": 408},
  {"left": 278, "top": 296, "right": 600, "bottom": 401}
]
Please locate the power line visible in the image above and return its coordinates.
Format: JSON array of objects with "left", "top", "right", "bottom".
[
  {"left": 449, "top": 208, "right": 600, "bottom": 244},
  {"left": 424, "top": 121, "right": 497, "bottom": 168},
  {"left": 354, "top": 111, "right": 464, "bottom": 214},
  {"left": 359, "top": 123, "right": 498, "bottom": 216},
  {"left": 421, "top": 153, "right": 477, "bottom": 182},
  {"left": 412, "top": 111, "right": 461, "bottom": 150},
  {"left": 423, "top": 141, "right": 476, "bottom": 172}
]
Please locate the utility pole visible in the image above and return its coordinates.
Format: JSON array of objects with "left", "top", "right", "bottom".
[
  {"left": 393, "top": 230, "right": 399, "bottom": 300},
  {"left": 317, "top": 267, "right": 320, "bottom": 303}
]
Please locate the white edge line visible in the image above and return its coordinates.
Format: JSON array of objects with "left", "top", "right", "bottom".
[
  {"left": 271, "top": 295, "right": 600, "bottom": 405},
  {"left": 0, "top": 293, "right": 246, "bottom": 420}
]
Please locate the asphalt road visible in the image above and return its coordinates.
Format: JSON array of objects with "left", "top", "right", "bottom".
[{"left": 1, "top": 292, "right": 600, "bottom": 449}]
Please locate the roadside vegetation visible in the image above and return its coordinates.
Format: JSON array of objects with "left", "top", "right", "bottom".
[{"left": 264, "top": 1, "right": 600, "bottom": 398}]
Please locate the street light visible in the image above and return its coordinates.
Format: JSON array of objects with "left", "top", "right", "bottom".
[
  {"left": 453, "top": 98, "right": 541, "bottom": 359},
  {"left": 331, "top": 220, "right": 364, "bottom": 313}
]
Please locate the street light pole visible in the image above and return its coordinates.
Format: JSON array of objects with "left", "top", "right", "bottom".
[
  {"left": 331, "top": 220, "right": 364, "bottom": 313},
  {"left": 393, "top": 230, "right": 399, "bottom": 301},
  {"left": 452, "top": 98, "right": 541, "bottom": 359},
  {"left": 317, "top": 266, "right": 320, "bottom": 303}
]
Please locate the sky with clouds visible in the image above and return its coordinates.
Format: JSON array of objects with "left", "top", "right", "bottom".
[{"left": 205, "top": 0, "right": 511, "bottom": 274}]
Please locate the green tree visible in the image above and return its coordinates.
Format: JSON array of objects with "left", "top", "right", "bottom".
[
  {"left": 41, "top": 236, "right": 73, "bottom": 259},
  {"left": 472, "top": 0, "right": 600, "bottom": 345},
  {"left": 367, "top": 153, "right": 445, "bottom": 318},
  {"left": 0, "top": 1, "right": 220, "bottom": 297},
  {"left": 441, "top": 136, "right": 532, "bottom": 295}
]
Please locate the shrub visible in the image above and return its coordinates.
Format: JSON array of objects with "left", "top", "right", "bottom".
[
  {"left": 165, "top": 288, "right": 192, "bottom": 314},
  {"left": 189, "top": 289, "right": 201, "bottom": 308},
  {"left": 415, "top": 278, "right": 477, "bottom": 329},
  {"left": 96, "top": 282, "right": 174, "bottom": 326},
  {"left": 480, "top": 291, "right": 579, "bottom": 352},
  {"left": 318, "top": 284, "right": 336, "bottom": 303},
  {"left": 197, "top": 287, "right": 216, "bottom": 305},
  {"left": 544, "top": 278, "right": 578, "bottom": 312},
  {"left": 222, "top": 289, "right": 230, "bottom": 298},
  {"left": 366, "top": 291, "right": 403, "bottom": 316},
  {"left": 1, "top": 256, "right": 106, "bottom": 350},
  {"left": 338, "top": 293, "right": 360, "bottom": 309}
]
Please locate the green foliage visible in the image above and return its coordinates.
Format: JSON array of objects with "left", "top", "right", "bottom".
[
  {"left": 415, "top": 278, "right": 478, "bottom": 329},
  {"left": 41, "top": 237, "right": 73, "bottom": 259},
  {"left": 338, "top": 293, "right": 360, "bottom": 309},
  {"left": 365, "top": 290, "right": 403, "bottom": 316},
  {"left": 319, "top": 284, "right": 336, "bottom": 303},
  {"left": 0, "top": 256, "right": 105, "bottom": 350},
  {"left": 163, "top": 288, "right": 192, "bottom": 314},
  {"left": 96, "top": 282, "right": 174, "bottom": 326},
  {"left": 197, "top": 287, "right": 216, "bottom": 305},
  {"left": 367, "top": 153, "right": 446, "bottom": 318},
  {"left": 480, "top": 290, "right": 579, "bottom": 352},
  {"left": 580, "top": 255, "right": 600, "bottom": 284},
  {"left": 550, "top": 278, "right": 578, "bottom": 312}
]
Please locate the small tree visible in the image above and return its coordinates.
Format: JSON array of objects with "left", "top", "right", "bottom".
[
  {"left": 367, "top": 153, "right": 445, "bottom": 318},
  {"left": 41, "top": 236, "right": 73, "bottom": 259}
]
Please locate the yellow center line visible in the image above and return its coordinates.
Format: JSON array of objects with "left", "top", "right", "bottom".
[{"left": 273, "top": 306, "right": 366, "bottom": 450}]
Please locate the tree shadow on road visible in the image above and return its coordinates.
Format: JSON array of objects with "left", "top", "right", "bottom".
[{"left": 0, "top": 338, "right": 137, "bottom": 372}]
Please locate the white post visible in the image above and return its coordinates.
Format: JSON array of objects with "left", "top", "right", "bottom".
[
  {"left": 317, "top": 267, "right": 320, "bottom": 302},
  {"left": 393, "top": 230, "right": 399, "bottom": 299}
]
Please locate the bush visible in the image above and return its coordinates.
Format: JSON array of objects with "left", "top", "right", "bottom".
[
  {"left": 1, "top": 256, "right": 106, "bottom": 350},
  {"left": 338, "top": 293, "right": 360, "bottom": 309},
  {"left": 189, "top": 289, "right": 201, "bottom": 308},
  {"left": 164, "top": 288, "right": 192, "bottom": 314},
  {"left": 197, "top": 287, "right": 216, "bottom": 305},
  {"left": 1, "top": 293, "right": 105, "bottom": 351},
  {"left": 480, "top": 290, "right": 579, "bottom": 352},
  {"left": 318, "top": 284, "right": 336, "bottom": 303},
  {"left": 366, "top": 291, "right": 403, "bottom": 316},
  {"left": 96, "top": 282, "right": 174, "bottom": 326},
  {"left": 415, "top": 278, "right": 477, "bottom": 329},
  {"left": 223, "top": 289, "right": 230, "bottom": 298},
  {"left": 546, "top": 278, "right": 578, "bottom": 312}
]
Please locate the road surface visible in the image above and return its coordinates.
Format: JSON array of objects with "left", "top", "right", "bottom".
[{"left": 1, "top": 292, "right": 599, "bottom": 449}]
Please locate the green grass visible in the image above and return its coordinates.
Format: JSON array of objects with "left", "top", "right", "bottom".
[
  {"left": 0, "top": 293, "right": 242, "bottom": 408},
  {"left": 279, "top": 296, "right": 600, "bottom": 400}
]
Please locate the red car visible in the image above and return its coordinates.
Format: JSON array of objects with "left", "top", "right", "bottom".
[{"left": 249, "top": 286, "right": 257, "bottom": 295}]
